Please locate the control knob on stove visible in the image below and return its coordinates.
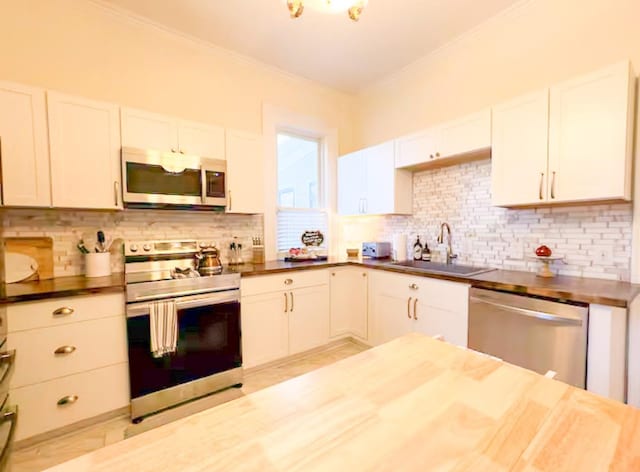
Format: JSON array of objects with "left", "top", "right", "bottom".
[
  {"left": 143, "top": 244, "right": 152, "bottom": 252},
  {"left": 130, "top": 244, "right": 138, "bottom": 253}
]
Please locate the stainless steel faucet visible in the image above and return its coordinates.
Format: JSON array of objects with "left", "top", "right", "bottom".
[{"left": 437, "top": 222, "right": 457, "bottom": 264}]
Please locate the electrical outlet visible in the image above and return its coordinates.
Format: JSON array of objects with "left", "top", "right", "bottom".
[{"left": 595, "top": 247, "right": 614, "bottom": 265}]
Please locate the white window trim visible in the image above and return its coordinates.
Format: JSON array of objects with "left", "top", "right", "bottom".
[{"left": 263, "top": 104, "right": 339, "bottom": 261}]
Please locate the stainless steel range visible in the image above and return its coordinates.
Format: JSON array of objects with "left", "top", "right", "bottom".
[{"left": 124, "top": 240, "right": 242, "bottom": 421}]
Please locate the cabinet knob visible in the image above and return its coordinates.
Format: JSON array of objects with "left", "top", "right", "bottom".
[
  {"left": 362, "top": 273, "right": 367, "bottom": 277},
  {"left": 409, "top": 283, "right": 419, "bottom": 290},
  {"left": 429, "top": 154, "right": 434, "bottom": 159},
  {"left": 435, "top": 152, "right": 440, "bottom": 158},
  {"left": 57, "top": 395, "right": 79, "bottom": 406},
  {"left": 54, "top": 346, "right": 76, "bottom": 355},
  {"left": 171, "top": 148, "right": 176, "bottom": 153},
  {"left": 53, "top": 307, "right": 74, "bottom": 317},
  {"left": 331, "top": 272, "right": 336, "bottom": 276},
  {"left": 284, "top": 278, "right": 293, "bottom": 285}
]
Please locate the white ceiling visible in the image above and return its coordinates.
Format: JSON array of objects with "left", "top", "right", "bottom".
[{"left": 101, "top": 0, "right": 521, "bottom": 92}]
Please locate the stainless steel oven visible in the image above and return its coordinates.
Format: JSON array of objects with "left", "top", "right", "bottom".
[
  {"left": 124, "top": 240, "right": 242, "bottom": 421},
  {"left": 121, "top": 147, "right": 227, "bottom": 209}
]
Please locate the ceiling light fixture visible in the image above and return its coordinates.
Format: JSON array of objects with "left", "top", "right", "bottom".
[{"left": 287, "top": 0, "right": 367, "bottom": 22}]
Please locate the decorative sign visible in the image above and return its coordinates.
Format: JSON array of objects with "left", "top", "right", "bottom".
[{"left": 301, "top": 230, "right": 324, "bottom": 247}]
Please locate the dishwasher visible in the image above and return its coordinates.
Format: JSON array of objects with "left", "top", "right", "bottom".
[{"left": 468, "top": 288, "right": 589, "bottom": 388}]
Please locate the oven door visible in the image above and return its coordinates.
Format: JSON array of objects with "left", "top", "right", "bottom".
[
  {"left": 125, "top": 290, "right": 242, "bottom": 400},
  {"left": 122, "top": 147, "right": 204, "bottom": 206}
]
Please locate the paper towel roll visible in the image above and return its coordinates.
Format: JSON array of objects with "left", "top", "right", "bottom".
[{"left": 393, "top": 234, "right": 408, "bottom": 262}]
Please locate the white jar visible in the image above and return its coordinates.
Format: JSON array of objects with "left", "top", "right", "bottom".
[{"left": 85, "top": 253, "right": 111, "bottom": 278}]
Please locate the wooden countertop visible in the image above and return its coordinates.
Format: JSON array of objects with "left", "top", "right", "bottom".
[
  {"left": 2, "top": 260, "right": 638, "bottom": 308},
  {"left": 0, "top": 273, "right": 124, "bottom": 305},
  {"left": 237, "top": 259, "right": 640, "bottom": 308},
  {"left": 46, "top": 333, "right": 640, "bottom": 471}
]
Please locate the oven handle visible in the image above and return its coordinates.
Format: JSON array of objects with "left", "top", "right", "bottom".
[{"left": 126, "top": 290, "right": 239, "bottom": 318}]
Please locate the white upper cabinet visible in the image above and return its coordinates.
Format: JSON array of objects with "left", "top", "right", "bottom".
[
  {"left": 394, "top": 128, "right": 439, "bottom": 168},
  {"left": 337, "top": 149, "right": 366, "bottom": 215},
  {"left": 0, "top": 82, "right": 51, "bottom": 207},
  {"left": 491, "top": 90, "right": 550, "bottom": 206},
  {"left": 178, "top": 120, "right": 225, "bottom": 159},
  {"left": 437, "top": 109, "right": 492, "bottom": 158},
  {"left": 121, "top": 108, "right": 225, "bottom": 158},
  {"left": 47, "top": 92, "right": 122, "bottom": 210},
  {"left": 395, "top": 109, "right": 491, "bottom": 169},
  {"left": 492, "top": 61, "right": 635, "bottom": 207},
  {"left": 548, "top": 61, "right": 635, "bottom": 203},
  {"left": 225, "top": 130, "right": 264, "bottom": 214},
  {"left": 338, "top": 141, "right": 412, "bottom": 216},
  {"left": 121, "top": 108, "right": 178, "bottom": 152}
]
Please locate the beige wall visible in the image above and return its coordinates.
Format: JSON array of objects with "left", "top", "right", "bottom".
[
  {"left": 355, "top": 0, "right": 640, "bottom": 147},
  {"left": 0, "top": 0, "right": 356, "bottom": 153}
]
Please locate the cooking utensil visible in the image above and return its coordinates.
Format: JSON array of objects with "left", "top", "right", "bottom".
[
  {"left": 97, "top": 231, "right": 106, "bottom": 252},
  {"left": 194, "top": 247, "right": 223, "bottom": 276},
  {"left": 77, "top": 240, "right": 90, "bottom": 254}
]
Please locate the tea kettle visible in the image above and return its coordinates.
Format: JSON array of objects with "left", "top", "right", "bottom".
[{"left": 194, "top": 246, "right": 223, "bottom": 276}]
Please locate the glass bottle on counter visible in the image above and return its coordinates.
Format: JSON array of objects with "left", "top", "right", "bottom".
[
  {"left": 421, "top": 243, "right": 432, "bottom": 262},
  {"left": 413, "top": 236, "right": 423, "bottom": 261}
]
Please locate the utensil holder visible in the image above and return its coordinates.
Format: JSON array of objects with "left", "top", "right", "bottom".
[
  {"left": 85, "top": 253, "right": 111, "bottom": 278},
  {"left": 252, "top": 246, "right": 265, "bottom": 264}
]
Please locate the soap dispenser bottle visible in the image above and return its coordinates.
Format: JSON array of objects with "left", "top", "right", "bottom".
[{"left": 413, "top": 236, "right": 423, "bottom": 261}]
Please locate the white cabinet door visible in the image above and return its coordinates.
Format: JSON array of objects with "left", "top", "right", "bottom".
[
  {"left": 47, "top": 92, "right": 122, "bottom": 210},
  {"left": 365, "top": 141, "right": 398, "bottom": 215},
  {"left": 225, "top": 130, "right": 264, "bottom": 214},
  {"left": 548, "top": 61, "right": 635, "bottom": 203},
  {"left": 413, "top": 304, "right": 468, "bottom": 347},
  {"left": 330, "top": 268, "right": 368, "bottom": 339},
  {"left": 121, "top": 108, "right": 178, "bottom": 152},
  {"left": 438, "top": 109, "right": 491, "bottom": 158},
  {"left": 395, "top": 129, "right": 438, "bottom": 168},
  {"left": 241, "top": 292, "right": 289, "bottom": 369},
  {"left": 491, "top": 90, "right": 550, "bottom": 206},
  {"left": 0, "top": 82, "right": 50, "bottom": 207},
  {"left": 288, "top": 285, "right": 330, "bottom": 355},
  {"left": 337, "top": 149, "right": 366, "bottom": 215},
  {"left": 370, "top": 291, "right": 411, "bottom": 345},
  {"left": 178, "top": 120, "right": 225, "bottom": 159}
]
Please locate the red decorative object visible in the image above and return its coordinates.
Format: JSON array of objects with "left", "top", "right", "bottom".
[{"left": 535, "top": 245, "right": 552, "bottom": 257}]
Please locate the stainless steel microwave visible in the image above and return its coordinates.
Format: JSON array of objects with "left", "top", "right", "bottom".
[{"left": 121, "top": 147, "right": 227, "bottom": 209}]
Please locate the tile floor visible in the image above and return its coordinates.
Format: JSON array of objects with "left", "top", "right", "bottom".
[{"left": 11, "top": 340, "right": 368, "bottom": 472}]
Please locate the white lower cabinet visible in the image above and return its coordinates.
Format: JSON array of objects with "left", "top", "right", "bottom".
[
  {"left": 240, "top": 270, "right": 330, "bottom": 369},
  {"left": 11, "top": 363, "right": 130, "bottom": 441},
  {"left": 369, "top": 271, "right": 469, "bottom": 347},
  {"left": 241, "top": 291, "right": 289, "bottom": 368},
  {"left": 7, "top": 293, "right": 130, "bottom": 441},
  {"left": 330, "top": 268, "right": 368, "bottom": 340}
]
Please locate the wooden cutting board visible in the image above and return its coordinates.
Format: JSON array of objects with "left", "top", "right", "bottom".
[{"left": 3, "top": 237, "right": 54, "bottom": 282}]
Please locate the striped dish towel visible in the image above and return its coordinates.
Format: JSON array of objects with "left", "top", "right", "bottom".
[{"left": 149, "top": 300, "right": 178, "bottom": 358}]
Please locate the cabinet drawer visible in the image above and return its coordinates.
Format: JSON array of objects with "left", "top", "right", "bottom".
[
  {"left": 7, "top": 316, "right": 128, "bottom": 388},
  {"left": 371, "top": 271, "right": 469, "bottom": 313},
  {"left": 11, "top": 363, "right": 130, "bottom": 441},
  {"left": 241, "top": 270, "right": 329, "bottom": 297},
  {"left": 7, "top": 293, "right": 124, "bottom": 332}
]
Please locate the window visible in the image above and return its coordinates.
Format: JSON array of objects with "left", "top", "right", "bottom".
[{"left": 276, "top": 132, "right": 328, "bottom": 252}]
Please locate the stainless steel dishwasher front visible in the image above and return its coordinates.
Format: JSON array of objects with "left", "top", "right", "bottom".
[{"left": 468, "top": 288, "right": 589, "bottom": 388}]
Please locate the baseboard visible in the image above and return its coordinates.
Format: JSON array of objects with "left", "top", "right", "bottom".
[{"left": 14, "top": 406, "right": 130, "bottom": 451}]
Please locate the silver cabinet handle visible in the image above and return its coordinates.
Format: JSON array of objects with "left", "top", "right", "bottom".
[
  {"left": 290, "top": 292, "right": 294, "bottom": 312},
  {"left": 429, "top": 154, "right": 434, "bottom": 159},
  {"left": 413, "top": 299, "right": 418, "bottom": 320},
  {"left": 284, "top": 292, "right": 288, "bottom": 313},
  {"left": 53, "top": 307, "right": 74, "bottom": 316},
  {"left": 54, "top": 346, "right": 76, "bottom": 355},
  {"left": 407, "top": 297, "right": 412, "bottom": 319},
  {"left": 179, "top": 150, "right": 185, "bottom": 154},
  {"left": 57, "top": 395, "right": 79, "bottom": 406},
  {"left": 550, "top": 171, "right": 556, "bottom": 199},
  {"left": 171, "top": 148, "right": 176, "bottom": 153},
  {"left": 228, "top": 190, "right": 232, "bottom": 211},
  {"left": 409, "top": 283, "right": 419, "bottom": 290},
  {"left": 114, "top": 181, "right": 119, "bottom": 207},
  {"left": 284, "top": 278, "right": 293, "bottom": 285},
  {"left": 539, "top": 172, "right": 544, "bottom": 200},
  {"left": 435, "top": 152, "right": 440, "bottom": 158}
]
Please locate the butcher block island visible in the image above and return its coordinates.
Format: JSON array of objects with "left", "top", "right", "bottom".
[{"left": 46, "top": 334, "right": 639, "bottom": 471}]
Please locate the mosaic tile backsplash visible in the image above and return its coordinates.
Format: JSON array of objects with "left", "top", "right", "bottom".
[
  {"left": 339, "top": 159, "right": 633, "bottom": 281},
  {"left": 1, "top": 209, "right": 263, "bottom": 277}
]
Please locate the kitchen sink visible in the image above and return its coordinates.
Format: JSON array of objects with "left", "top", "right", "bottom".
[{"left": 386, "top": 260, "right": 495, "bottom": 277}]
